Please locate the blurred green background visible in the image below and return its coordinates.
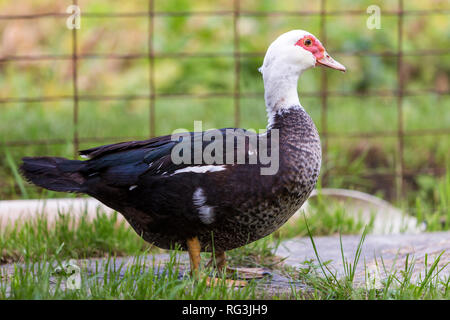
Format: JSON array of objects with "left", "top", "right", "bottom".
[{"left": 0, "top": 0, "right": 449, "bottom": 213}]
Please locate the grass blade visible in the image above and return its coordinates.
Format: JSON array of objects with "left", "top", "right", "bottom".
[{"left": 4, "top": 147, "right": 28, "bottom": 199}]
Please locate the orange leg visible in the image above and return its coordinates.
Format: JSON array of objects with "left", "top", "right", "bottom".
[
  {"left": 186, "top": 238, "right": 246, "bottom": 287},
  {"left": 186, "top": 237, "right": 202, "bottom": 277}
]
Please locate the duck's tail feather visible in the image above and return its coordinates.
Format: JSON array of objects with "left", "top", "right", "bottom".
[{"left": 20, "top": 157, "right": 86, "bottom": 193}]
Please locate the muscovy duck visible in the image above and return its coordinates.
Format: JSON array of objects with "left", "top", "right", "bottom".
[{"left": 20, "top": 30, "right": 345, "bottom": 285}]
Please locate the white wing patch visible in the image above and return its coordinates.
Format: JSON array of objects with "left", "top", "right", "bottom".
[
  {"left": 172, "top": 165, "right": 226, "bottom": 175},
  {"left": 192, "top": 187, "right": 215, "bottom": 224}
]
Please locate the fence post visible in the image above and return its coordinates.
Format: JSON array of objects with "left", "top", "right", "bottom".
[
  {"left": 148, "top": 0, "right": 156, "bottom": 138},
  {"left": 233, "top": 0, "right": 241, "bottom": 128},
  {"left": 396, "top": 0, "right": 405, "bottom": 200},
  {"left": 71, "top": 0, "right": 79, "bottom": 158},
  {"left": 320, "top": 0, "right": 329, "bottom": 186}
]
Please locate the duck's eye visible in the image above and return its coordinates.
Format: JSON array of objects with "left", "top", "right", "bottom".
[{"left": 304, "top": 38, "right": 312, "bottom": 46}]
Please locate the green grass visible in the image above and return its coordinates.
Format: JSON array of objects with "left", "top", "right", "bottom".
[
  {"left": 0, "top": 194, "right": 448, "bottom": 300},
  {"left": 1, "top": 211, "right": 448, "bottom": 299},
  {"left": 282, "top": 225, "right": 449, "bottom": 300},
  {"left": 413, "top": 167, "right": 450, "bottom": 231},
  {"left": 4, "top": 148, "right": 29, "bottom": 199},
  {"left": 0, "top": 209, "right": 153, "bottom": 264},
  {"left": 1, "top": 251, "right": 262, "bottom": 300}
]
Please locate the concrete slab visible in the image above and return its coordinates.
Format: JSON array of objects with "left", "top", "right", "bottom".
[
  {"left": 276, "top": 231, "right": 450, "bottom": 287},
  {"left": 0, "top": 197, "right": 118, "bottom": 227}
]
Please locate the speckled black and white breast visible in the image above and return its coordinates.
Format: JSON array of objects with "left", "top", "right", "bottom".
[{"left": 126, "top": 106, "right": 322, "bottom": 252}]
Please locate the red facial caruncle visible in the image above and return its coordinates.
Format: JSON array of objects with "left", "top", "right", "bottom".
[{"left": 294, "top": 35, "right": 325, "bottom": 63}]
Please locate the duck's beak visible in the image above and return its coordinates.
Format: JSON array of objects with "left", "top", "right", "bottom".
[{"left": 316, "top": 52, "right": 346, "bottom": 72}]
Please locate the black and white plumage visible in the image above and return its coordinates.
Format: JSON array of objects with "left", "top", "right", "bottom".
[{"left": 20, "top": 30, "right": 345, "bottom": 268}]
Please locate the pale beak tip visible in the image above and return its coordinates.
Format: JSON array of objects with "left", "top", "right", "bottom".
[{"left": 316, "top": 52, "right": 347, "bottom": 73}]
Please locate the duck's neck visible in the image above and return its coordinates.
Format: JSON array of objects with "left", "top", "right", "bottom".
[{"left": 263, "top": 65, "right": 303, "bottom": 129}]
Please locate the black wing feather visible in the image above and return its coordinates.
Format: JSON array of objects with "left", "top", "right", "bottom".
[{"left": 78, "top": 128, "right": 257, "bottom": 189}]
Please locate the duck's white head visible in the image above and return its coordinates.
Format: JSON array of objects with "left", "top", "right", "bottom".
[
  {"left": 260, "top": 30, "right": 345, "bottom": 126},
  {"left": 260, "top": 30, "right": 346, "bottom": 75}
]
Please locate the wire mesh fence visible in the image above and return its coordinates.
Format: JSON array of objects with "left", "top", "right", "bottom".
[{"left": 0, "top": 0, "right": 449, "bottom": 200}]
